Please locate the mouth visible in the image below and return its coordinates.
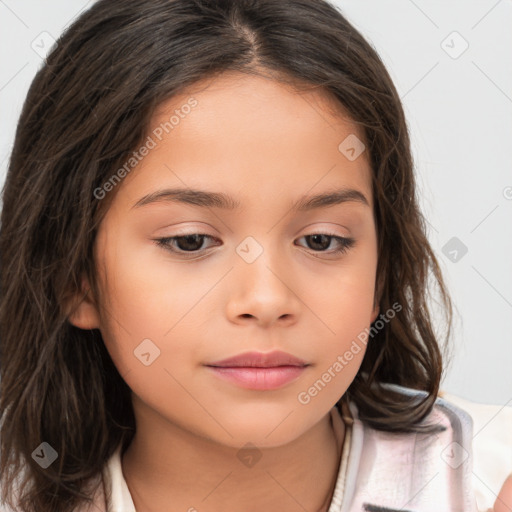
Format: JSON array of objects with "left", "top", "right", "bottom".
[
  {"left": 206, "top": 350, "right": 308, "bottom": 368},
  {"left": 205, "top": 365, "right": 308, "bottom": 390},
  {"left": 204, "top": 350, "right": 310, "bottom": 390}
]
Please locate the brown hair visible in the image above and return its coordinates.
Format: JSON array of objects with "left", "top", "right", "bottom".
[{"left": 0, "top": 0, "right": 452, "bottom": 510}]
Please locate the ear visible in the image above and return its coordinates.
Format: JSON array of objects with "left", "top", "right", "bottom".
[{"left": 66, "top": 275, "right": 101, "bottom": 330}]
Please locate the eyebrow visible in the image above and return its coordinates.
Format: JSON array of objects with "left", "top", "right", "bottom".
[{"left": 131, "top": 187, "right": 370, "bottom": 211}]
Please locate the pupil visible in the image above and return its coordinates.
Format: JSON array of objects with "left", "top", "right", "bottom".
[
  {"left": 178, "top": 234, "right": 203, "bottom": 251},
  {"left": 309, "top": 234, "right": 329, "bottom": 250}
]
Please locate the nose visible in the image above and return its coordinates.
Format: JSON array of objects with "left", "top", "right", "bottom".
[{"left": 225, "top": 251, "right": 301, "bottom": 328}]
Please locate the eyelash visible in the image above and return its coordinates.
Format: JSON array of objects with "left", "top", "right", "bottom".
[{"left": 154, "top": 232, "right": 355, "bottom": 259}]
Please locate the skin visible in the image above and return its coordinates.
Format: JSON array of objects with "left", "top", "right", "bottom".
[
  {"left": 494, "top": 474, "right": 512, "bottom": 512},
  {"left": 69, "top": 71, "right": 380, "bottom": 512}
]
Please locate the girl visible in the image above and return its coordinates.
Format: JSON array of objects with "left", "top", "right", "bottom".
[{"left": 0, "top": 1, "right": 510, "bottom": 511}]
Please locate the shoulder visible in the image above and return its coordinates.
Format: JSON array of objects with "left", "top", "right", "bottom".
[
  {"left": 350, "top": 381, "right": 476, "bottom": 440},
  {"left": 439, "top": 390, "right": 512, "bottom": 512},
  {"left": 342, "top": 384, "right": 479, "bottom": 511}
]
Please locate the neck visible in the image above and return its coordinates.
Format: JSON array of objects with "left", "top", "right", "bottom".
[{"left": 121, "top": 403, "right": 345, "bottom": 512}]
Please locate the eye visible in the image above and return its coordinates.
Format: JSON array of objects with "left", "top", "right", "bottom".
[
  {"left": 154, "top": 232, "right": 355, "bottom": 259},
  {"left": 154, "top": 234, "right": 219, "bottom": 255},
  {"left": 295, "top": 233, "right": 355, "bottom": 255}
]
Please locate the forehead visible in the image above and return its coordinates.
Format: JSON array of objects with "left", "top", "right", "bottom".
[
  {"left": 153, "top": 70, "right": 365, "bottom": 145},
  {"left": 116, "top": 70, "right": 373, "bottom": 209}
]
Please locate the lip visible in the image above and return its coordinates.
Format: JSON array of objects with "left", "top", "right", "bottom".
[
  {"left": 206, "top": 350, "right": 308, "bottom": 368},
  {"left": 205, "top": 350, "right": 309, "bottom": 391}
]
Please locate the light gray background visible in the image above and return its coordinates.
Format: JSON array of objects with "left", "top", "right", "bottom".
[{"left": 1, "top": 0, "right": 511, "bottom": 405}]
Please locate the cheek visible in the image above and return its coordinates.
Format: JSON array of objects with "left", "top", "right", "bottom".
[
  {"left": 302, "top": 258, "right": 376, "bottom": 386},
  {"left": 311, "top": 257, "right": 377, "bottom": 337},
  {"left": 95, "top": 230, "right": 224, "bottom": 385},
  {"left": 98, "top": 227, "right": 203, "bottom": 333}
]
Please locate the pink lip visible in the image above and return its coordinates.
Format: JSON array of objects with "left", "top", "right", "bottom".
[
  {"left": 207, "top": 350, "right": 308, "bottom": 368},
  {"left": 206, "top": 366, "right": 307, "bottom": 390},
  {"left": 205, "top": 350, "right": 309, "bottom": 390}
]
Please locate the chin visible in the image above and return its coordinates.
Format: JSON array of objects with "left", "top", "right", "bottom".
[{"left": 196, "top": 409, "right": 318, "bottom": 449}]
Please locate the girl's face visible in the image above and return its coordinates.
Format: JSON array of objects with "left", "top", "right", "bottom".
[{"left": 72, "top": 71, "right": 379, "bottom": 448}]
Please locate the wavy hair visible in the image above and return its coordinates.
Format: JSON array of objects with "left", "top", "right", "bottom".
[{"left": 0, "top": 0, "right": 452, "bottom": 510}]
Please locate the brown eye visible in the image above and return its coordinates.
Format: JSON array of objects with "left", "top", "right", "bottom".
[
  {"left": 155, "top": 234, "right": 219, "bottom": 255},
  {"left": 296, "top": 233, "right": 355, "bottom": 255},
  {"left": 154, "top": 232, "right": 355, "bottom": 259},
  {"left": 172, "top": 234, "right": 206, "bottom": 252}
]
